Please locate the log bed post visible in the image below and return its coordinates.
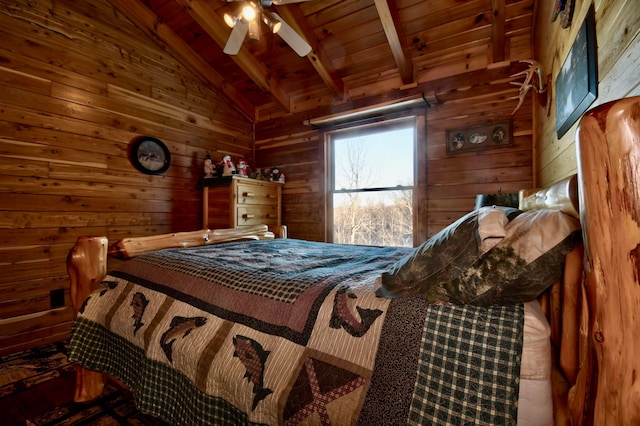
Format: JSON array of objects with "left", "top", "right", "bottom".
[
  {"left": 577, "top": 96, "right": 640, "bottom": 425},
  {"left": 67, "top": 236, "right": 109, "bottom": 402}
]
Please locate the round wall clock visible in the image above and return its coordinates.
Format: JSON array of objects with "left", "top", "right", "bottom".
[{"left": 130, "top": 136, "right": 171, "bottom": 175}]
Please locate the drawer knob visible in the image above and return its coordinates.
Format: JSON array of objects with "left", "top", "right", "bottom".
[{"left": 242, "top": 192, "right": 255, "bottom": 197}]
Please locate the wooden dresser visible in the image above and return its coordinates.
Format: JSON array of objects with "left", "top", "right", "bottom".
[{"left": 202, "top": 176, "right": 283, "bottom": 231}]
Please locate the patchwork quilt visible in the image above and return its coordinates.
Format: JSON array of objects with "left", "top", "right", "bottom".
[{"left": 68, "top": 239, "right": 524, "bottom": 425}]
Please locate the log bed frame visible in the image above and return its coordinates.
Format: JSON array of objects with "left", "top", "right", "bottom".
[{"left": 67, "top": 96, "right": 640, "bottom": 425}]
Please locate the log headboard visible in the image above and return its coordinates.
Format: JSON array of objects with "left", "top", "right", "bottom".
[
  {"left": 526, "top": 96, "right": 640, "bottom": 425},
  {"left": 575, "top": 96, "right": 640, "bottom": 425},
  {"left": 491, "top": 96, "right": 640, "bottom": 424}
]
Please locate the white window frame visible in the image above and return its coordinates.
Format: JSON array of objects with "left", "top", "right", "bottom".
[{"left": 325, "top": 116, "right": 417, "bottom": 246}]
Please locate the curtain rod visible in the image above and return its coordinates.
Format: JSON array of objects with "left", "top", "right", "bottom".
[{"left": 306, "top": 92, "right": 436, "bottom": 130}]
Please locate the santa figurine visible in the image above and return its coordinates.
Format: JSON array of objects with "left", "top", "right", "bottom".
[
  {"left": 236, "top": 159, "right": 248, "bottom": 177},
  {"left": 221, "top": 154, "right": 236, "bottom": 176}
]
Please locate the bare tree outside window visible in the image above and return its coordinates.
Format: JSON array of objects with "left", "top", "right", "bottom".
[{"left": 331, "top": 122, "right": 415, "bottom": 247}]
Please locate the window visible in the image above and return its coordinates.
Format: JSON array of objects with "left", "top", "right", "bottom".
[{"left": 328, "top": 119, "right": 415, "bottom": 247}]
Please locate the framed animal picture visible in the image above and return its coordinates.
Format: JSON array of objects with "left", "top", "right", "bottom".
[
  {"left": 555, "top": 6, "right": 597, "bottom": 138},
  {"left": 446, "top": 121, "right": 512, "bottom": 155}
]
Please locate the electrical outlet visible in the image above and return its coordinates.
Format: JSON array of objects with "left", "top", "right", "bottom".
[{"left": 50, "top": 289, "right": 65, "bottom": 308}]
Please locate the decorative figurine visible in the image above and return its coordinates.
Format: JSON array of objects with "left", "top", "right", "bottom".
[
  {"left": 269, "top": 167, "right": 285, "bottom": 183},
  {"left": 269, "top": 168, "right": 280, "bottom": 181},
  {"left": 203, "top": 153, "right": 215, "bottom": 178},
  {"left": 221, "top": 154, "right": 236, "bottom": 176},
  {"left": 237, "top": 159, "right": 248, "bottom": 177},
  {"left": 260, "top": 168, "right": 270, "bottom": 180}
]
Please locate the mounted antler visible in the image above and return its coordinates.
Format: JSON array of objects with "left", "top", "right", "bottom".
[{"left": 510, "top": 59, "right": 548, "bottom": 115}]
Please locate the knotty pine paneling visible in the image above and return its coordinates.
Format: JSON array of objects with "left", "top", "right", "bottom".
[
  {"left": 424, "top": 98, "right": 533, "bottom": 235},
  {"left": 0, "top": 0, "right": 252, "bottom": 356},
  {"left": 254, "top": 127, "right": 325, "bottom": 242},
  {"left": 533, "top": 0, "right": 640, "bottom": 187}
]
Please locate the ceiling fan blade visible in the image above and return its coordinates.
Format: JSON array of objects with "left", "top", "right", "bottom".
[
  {"left": 271, "top": 12, "right": 311, "bottom": 56},
  {"left": 224, "top": 20, "right": 249, "bottom": 55}
]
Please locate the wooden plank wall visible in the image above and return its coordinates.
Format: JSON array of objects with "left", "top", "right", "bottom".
[
  {"left": 255, "top": 68, "right": 534, "bottom": 242},
  {"left": 0, "top": 0, "right": 252, "bottom": 356},
  {"left": 254, "top": 123, "right": 327, "bottom": 242},
  {"left": 533, "top": 0, "right": 640, "bottom": 187},
  {"left": 423, "top": 84, "right": 533, "bottom": 235}
]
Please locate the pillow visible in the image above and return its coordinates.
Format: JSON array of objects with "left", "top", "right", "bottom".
[
  {"left": 477, "top": 206, "right": 510, "bottom": 252},
  {"left": 377, "top": 209, "right": 581, "bottom": 306},
  {"left": 521, "top": 300, "right": 552, "bottom": 380},
  {"left": 376, "top": 206, "right": 515, "bottom": 299},
  {"left": 447, "top": 209, "right": 582, "bottom": 306}
]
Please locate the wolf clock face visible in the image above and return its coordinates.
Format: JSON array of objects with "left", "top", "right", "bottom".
[{"left": 130, "top": 137, "right": 171, "bottom": 175}]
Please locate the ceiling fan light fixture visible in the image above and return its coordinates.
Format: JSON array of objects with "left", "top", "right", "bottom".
[
  {"left": 241, "top": 3, "right": 258, "bottom": 21},
  {"left": 223, "top": 12, "right": 237, "bottom": 28},
  {"left": 272, "top": 20, "right": 282, "bottom": 33},
  {"left": 262, "top": 11, "right": 281, "bottom": 33},
  {"left": 222, "top": 1, "right": 312, "bottom": 57}
]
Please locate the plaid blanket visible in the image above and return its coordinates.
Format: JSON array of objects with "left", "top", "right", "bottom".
[{"left": 68, "top": 239, "right": 523, "bottom": 425}]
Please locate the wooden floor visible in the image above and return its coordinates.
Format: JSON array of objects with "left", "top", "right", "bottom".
[{"left": 0, "top": 370, "right": 76, "bottom": 426}]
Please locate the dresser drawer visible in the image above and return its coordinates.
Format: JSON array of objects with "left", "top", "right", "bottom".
[
  {"left": 236, "top": 182, "right": 279, "bottom": 206},
  {"left": 236, "top": 206, "right": 279, "bottom": 226},
  {"left": 203, "top": 176, "right": 282, "bottom": 230}
]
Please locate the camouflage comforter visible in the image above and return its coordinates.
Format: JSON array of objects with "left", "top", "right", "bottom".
[{"left": 68, "top": 239, "right": 523, "bottom": 425}]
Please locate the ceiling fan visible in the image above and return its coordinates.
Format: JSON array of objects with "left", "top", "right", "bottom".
[{"left": 222, "top": 0, "right": 313, "bottom": 56}]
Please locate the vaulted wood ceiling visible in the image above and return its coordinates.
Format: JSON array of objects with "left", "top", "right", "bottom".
[{"left": 109, "top": 0, "right": 535, "bottom": 122}]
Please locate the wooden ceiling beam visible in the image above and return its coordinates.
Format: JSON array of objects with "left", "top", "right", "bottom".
[
  {"left": 490, "top": 0, "right": 506, "bottom": 62},
  {"left": 274, "top": 5, "right": 345, "bottom": 101},
  {"left": 108, "top": 0, "right": 255, "bottom": 120},
  {"left": 374, "top": 0, "right": 413, "bottom": 85},
  {"left": 173, "top": 0, "right": 292, "bottom": 113}
]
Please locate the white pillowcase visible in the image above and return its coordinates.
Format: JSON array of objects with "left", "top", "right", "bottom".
[
  {"left": 477, "top": 206, "right": 509, "bottom": 252},
  {"left": 521, "top": 299, "right": 551, "bottom": 380},
  {"left": 519, "top": 300, "right": 553, "bottom": 426}
]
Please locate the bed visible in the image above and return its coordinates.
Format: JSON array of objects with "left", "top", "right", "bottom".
[{"left": 66, "top": 96, "right": 640, "bottom": 425}]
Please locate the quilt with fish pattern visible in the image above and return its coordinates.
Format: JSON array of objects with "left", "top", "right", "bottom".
[{"left": 68, "top": 239, "right": 523, "bottom": 425}]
